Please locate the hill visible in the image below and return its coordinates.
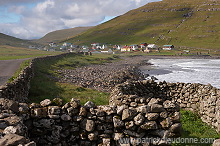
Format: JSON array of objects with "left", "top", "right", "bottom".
[
  {"left": 63, "top": 0, "right": 220, "bottom": 50},
  {"left": 33, "top": 26, "right": 93, "bottom": 45},
  {"left": 0, "top": 33, "right": 37, "bottom": 48}
]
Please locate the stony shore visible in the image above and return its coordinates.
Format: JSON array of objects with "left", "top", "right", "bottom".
[
  {"left": 57, "top": 54, "right": 220, "bottom": 92},
  {"left": 57, "top": 55, "right": 151, "bottom": 92}
]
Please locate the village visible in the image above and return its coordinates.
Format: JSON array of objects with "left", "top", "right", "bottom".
[{"left": 39, "top": 42, "right": 175, "bottom": 54}]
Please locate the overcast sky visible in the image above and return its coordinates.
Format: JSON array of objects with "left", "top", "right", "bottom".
[{"left": 0, "top": 0, "right": 161, "bottom": 40}]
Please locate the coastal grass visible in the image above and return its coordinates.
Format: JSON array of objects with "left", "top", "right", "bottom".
[
  {"left": 28, "top": 53, "right": 119, "bottom": 104},
  {"left": 172, "top": 110, "right": 220, "bottom": 146}
]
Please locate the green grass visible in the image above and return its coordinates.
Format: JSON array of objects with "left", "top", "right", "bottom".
[
  {"left": 0, "top": 45, "right": 62, "bottom": 60},
  {"left": 33, "top": 26, "right": 93, "bottom": 45},
  {"left": 28, "top": 53, "right": 119, "bottom": 104},
  {"left": 172, "top": 110, "right": 220, "bottom": 146},
  {"left": 0, "top": 33, "right": 35, "bottom": 48}
]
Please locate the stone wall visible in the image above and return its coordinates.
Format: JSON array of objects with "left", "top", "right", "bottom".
[
  {"left": 0, "top": 95, "right": 181, "bottom": 146},
  {"left": 0, "top": 63, "right": 33, "bottom": 102},
  {"left": 110, "top": 80, "right": 220, "bottom": 132},
  {"left": 0, "top": 79, "right": 219, "bottom": 145},
  {"left": 0, "top": 53, "right": 72, "bottom": 102}
]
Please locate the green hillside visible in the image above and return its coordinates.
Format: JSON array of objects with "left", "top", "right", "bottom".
[
  {"left": 63, "top": 0, "right": 220, "bottom": 50},
  {"left": 34, "top": 26, "right": 93, "bottom": 45},
  {"left": 0, "top": 33, "right": 37, "bottom": 48}
]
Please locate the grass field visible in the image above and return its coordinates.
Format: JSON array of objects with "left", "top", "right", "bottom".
[
  {"left": 172, "top": 110, "right": 220, "bottom": 146},
  {"left": 28, "top": 53, "right": 119, "bottom": 104},
  {"left": 0, "top": 45, "right": 62, "bottom": 60}
]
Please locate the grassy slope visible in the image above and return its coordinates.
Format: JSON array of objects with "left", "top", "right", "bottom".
[
  {"left": 33, "top": 26, "right": 93, "bottom": 45},
  {"left": 0, "top": 33, "right": 38, "bottom": 48},
  {"left": 63, "top": 0, "right": 220, "bottom": 50},
  {"left": 0, "top": 45, "right": 61, "bottom": 60}
]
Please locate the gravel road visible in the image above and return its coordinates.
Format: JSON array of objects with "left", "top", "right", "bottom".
[{"left": 0, "top": 59, "right": 27, "bottom": 86}]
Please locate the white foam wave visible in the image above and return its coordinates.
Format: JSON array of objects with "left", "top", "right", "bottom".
[{"left": 143, "top": 59, "right": 220, "bottom": 88}]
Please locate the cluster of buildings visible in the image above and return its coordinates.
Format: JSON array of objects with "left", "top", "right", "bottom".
[{"left": 44, "top": 42, "right": 175, "bottom": 54}]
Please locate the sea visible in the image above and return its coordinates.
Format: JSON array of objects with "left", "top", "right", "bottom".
[{"left": 140, "top": 58, "right": 220, "bottom": 89}]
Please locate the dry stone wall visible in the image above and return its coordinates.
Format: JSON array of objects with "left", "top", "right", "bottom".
[
  {"left": 0, "top": 53, "right": 72, "bottom": 102},
  {"left": 0, "top": 64, "right": 33, "bottom": 102},
  {"left": 0, "top": 95, "right": 181, "bottom": 146},
  {"left": 110, "top": 80, "right": 220, "bottom": 133},
  {"left": 0, "top": 78, "right": 219, "bottom": 145}
]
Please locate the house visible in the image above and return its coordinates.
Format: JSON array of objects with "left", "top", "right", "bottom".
[
  {"left": 80, "top": 48, "right": 89, "bottom": 53},
  {"left": 63, "top": 42, "right": 72, "bottom": 47},
  {"left": 91, "top": 43, "right": 102, "bottom": 50},
  {"left": 101, "top": 48, "right": 113, "bottom": 53},
  {"left": 129, "top": 44, "right": 139, "bottom": 51},
  {"left": 162, "top": 45, "right": 174, "bottom": 50},
  {"left": 70, "top": 44, "right": 79, "bottom": 49},
  {"left": 140, "top": 43, "right": 148, "bottom": 48},
  {"left": 144, "top": 48, "right": 152, "bottom": 53},
  {"left": 121, "top": 46, "right": 131, "bottom": 52},
  {"left": 147, "top": 44, "right": 158, "bottom": 49},
  {"left": 60, "top": 46, "right": 66, "bottom": 50},
  {"left": 91, "top": 43, "right": 100, "bottom": 47},
  {"left": 49, "top": 42, "right": 57, "bottom": 47},
  {"left": 82, "top": 46, "right": 88, "bottom": 49},
  {"left": 102, "top": 44, "right": 108, "bottom": 50},
  {"left": 112, "top": 45, "right": 121, "bottom": 50}
]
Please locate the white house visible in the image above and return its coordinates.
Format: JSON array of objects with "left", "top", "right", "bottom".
[
  {"left": 63, "top": 42, "right": 72, "bottom": 47},
  {"left": 147, "top": 44, "right": 158, "bottom": 49},
  {"left": 102, "top": 44, "right": 108, "bottom": 49},
  {"left": 101, "top": 48, "right": 113, "bottom": 53}
]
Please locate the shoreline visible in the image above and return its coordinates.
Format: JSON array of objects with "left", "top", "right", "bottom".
[
  {"left": 57, "top": 55, "right": 220, "bottom": 92},
  {"left": 141, "top": 56, "right": 220, "bottom": 89}
]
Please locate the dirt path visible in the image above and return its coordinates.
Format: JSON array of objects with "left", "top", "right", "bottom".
[{"left": 0, "top": 59, "right": 27, "bottom": 86}]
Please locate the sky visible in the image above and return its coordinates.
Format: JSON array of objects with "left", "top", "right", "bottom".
[{"left": 0, "top": 0, "right": 161, "bottom": 40}]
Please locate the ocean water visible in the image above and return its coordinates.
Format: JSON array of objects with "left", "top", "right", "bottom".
[{"left": 141, "top": 59, "right": 220, "bottom": 88}]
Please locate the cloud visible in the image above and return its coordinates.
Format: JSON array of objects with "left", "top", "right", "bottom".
[
  {"left": 0, "top": 0, "right": 161, "bottom": 39},
  {"left": 0, "top": 0, "right": 44, "bottom": 6}
]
